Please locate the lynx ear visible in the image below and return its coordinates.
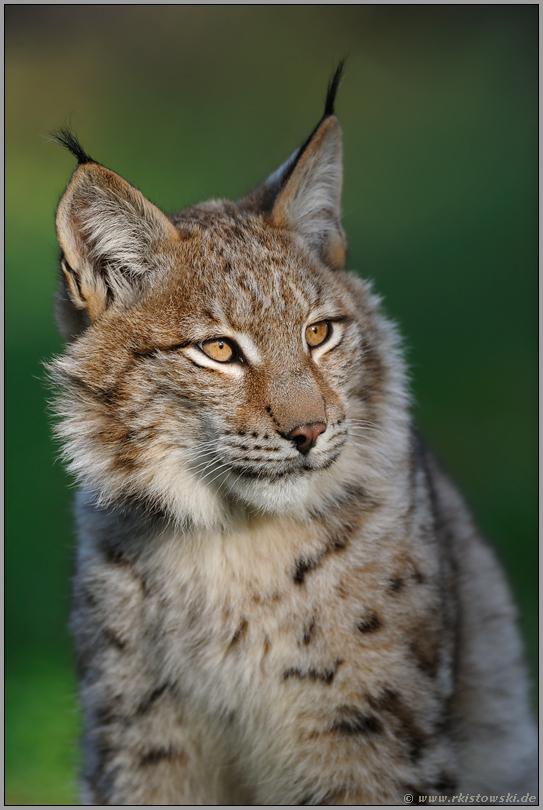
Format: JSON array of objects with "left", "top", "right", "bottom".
[
  {"left": 239, "top": 62, "right": 346, "bottom": 270},
  {"left": 55, "top": 156, "right": 179, "bottom": 338},
  {"left": 271, "top": 115, "right": 345, "bottom": 270}
]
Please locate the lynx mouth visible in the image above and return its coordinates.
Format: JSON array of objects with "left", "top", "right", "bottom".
[
  {"left": 227, "top": 448, "right": 344, "bottom": 481},
  {"left": 187, "top": 434, "right": 347, "bottom": 491}
]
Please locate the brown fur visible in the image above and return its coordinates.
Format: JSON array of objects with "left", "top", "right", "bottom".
[{"left": 49, "top": 77, "right": 536, "bottom": 806}]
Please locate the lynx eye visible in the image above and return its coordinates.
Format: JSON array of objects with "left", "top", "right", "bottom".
[
  {"left": 200, "top": 338, "right": 235, "bottom": 363},
  {"left": 305, "top": 320, "right": 331, "bottom": 348}
]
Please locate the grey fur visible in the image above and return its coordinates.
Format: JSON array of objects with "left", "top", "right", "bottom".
[{"left": 51, "top": 84, "right": 537, "bottom": 806}]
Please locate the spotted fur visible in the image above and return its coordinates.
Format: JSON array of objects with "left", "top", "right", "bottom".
[{"left": 50, "top": 67, "right": 536, "bottom": 805}]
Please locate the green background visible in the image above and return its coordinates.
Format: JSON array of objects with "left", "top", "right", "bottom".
[{"left": 6, "top": 7, "right": 537, "bottom": 805}]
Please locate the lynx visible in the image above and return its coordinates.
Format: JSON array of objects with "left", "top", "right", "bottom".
[{"left": 50, "top": 65, "right": 536, "bottom": 805}]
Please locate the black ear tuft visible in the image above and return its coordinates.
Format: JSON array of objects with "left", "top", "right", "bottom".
[
  {"left": 238, "top": 61, "right": 346, "bottom": 216},
  {"left": 323, "top": 59, "right": 346, "bottom": 118},
  {"left": 51, "top": 127, "right": 95, "bottom": 165}
]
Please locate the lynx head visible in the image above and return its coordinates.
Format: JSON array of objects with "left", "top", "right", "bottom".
[{"left": 50, "top": 64, "right": 409, "bottom": 529}]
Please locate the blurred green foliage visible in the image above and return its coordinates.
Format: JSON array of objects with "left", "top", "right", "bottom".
[{"left": 6, "top": 6, "right": 537, "bottom": 805}]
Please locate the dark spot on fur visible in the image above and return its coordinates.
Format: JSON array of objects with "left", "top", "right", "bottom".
[
  {"left": 131, "top": 345, "right": 159, "bottom": 359},
  {"left": 140, "top": 746, "right": 185, "bottom": 766},
  {"left": 228, "top": 222, "right": 246, "bottom": 242},
  {"left": 357, "top": 611, "right": 381, "bottom": 634},
  {"left": 228, "top": 618, "right": 248, "bottom": 649},
  {"left": 366, "top": 688, "right": 427, "bottom": 761},
  {"left": 412, "top": 569, "right": 425, "bottom": 584},
  {"left": 293, "top": 556, "right": 319, "bottom": 585},
  {"left": 60, "top": 371, "right": 118, "bottom": 406},
  {"left": 95, "top": 697, "right": 122, "bottom": 727},
  {"left": 238, "top": 430, "right": 246, "bottom": 436},
  {"left": 331, "top": 707, "right": 382, "bottom": 735},
  {"left": 302, "top": 617, "right": 316, "bottom": 645},
  {"left": 102, "top": 626, "right": 125, "bottom": 650},
  {"left": 138, "top": 574, "right": 151, "bottom": 598},
  {"left": 292, "top": 531, "right": 347, "bottom": 585},
  {"left": 136, "top": 683, "right": 170, "bottom": 715},
  {"left": 388, "top": 576, "right": 404, "bottom": 593},
  {"left": 98, "top": 385, "right": 119, "bottom": 404},
  {"left": 283, "top": 659, "right": 340, "bottom": 685},
  {"left": 98, "top": 542, "right": 151, "bottom": 596},
  {"left": 329, "top": 534, "right": 347, "bottom": 551},
  {"left": 101, "top": 543, "right": 130, "bottom": 566}
]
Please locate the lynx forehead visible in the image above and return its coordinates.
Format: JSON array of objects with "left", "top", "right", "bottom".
[{"left": 50, "top": 64, "right": 536, "bottom": 805}]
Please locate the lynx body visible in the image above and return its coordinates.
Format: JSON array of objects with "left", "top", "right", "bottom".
[{"left": 50, "top": 69, "right": 537, "bottom": 805}]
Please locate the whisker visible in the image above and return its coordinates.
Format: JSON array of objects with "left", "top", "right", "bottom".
[
  {"left": 198, "top": 459, "right": 232, "bottom": 481},
  {"left": 204, "top": 464, "right": 233, "bottom": 488},
  {"left": 189, "top": 455, "right": 222, "bottom": 474}
]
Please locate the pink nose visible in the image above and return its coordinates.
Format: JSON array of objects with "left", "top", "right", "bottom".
[{"left": 288, "top": 422, "right": 326, "bottom": 455}]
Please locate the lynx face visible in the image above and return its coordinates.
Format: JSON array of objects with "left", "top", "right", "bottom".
[{"left": 51, "top": 79, "right": 405, "bottom": 527}]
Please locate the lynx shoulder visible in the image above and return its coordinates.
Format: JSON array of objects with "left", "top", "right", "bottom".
[{"left": 50, "top": 65, "right": 536, "bottom": 805}]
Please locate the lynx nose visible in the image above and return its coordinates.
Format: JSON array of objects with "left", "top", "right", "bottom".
[{"left": 288, "top": 423, "right": 327, "bottom": 455}]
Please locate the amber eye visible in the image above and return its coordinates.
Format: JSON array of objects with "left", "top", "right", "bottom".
[
  {"left": 200, "top": 338, "right": 235, "bottom": 363},
  {"left": 305, "top": 321, "right": 331, "bottom": 348}
]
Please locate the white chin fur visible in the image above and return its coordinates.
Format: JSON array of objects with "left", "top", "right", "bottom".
[
  {"left": 178, "top": 444, "right": 363, "bottom": 525},
  {"left": 225, "top": 470, "right": 313, "bottom": 515}
]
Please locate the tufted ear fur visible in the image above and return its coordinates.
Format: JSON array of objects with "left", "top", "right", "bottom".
[
  {"left": 55, "top": 157, "right": 180, "bottom": 340},
  {"left": 239, "top": 62, "right": 346, "bottom": 270},
  {"left": 270, "top": 115, "right": 345, "bottom": 270}
]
